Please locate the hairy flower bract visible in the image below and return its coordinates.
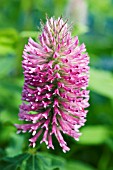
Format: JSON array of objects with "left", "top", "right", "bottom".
[{"left": 15, "top": 17, "right": 90, "bottom": 152}]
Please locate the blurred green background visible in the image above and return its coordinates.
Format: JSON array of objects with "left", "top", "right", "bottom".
[{"left": 0, "top": 0, "right": 113, "bottom": 170}]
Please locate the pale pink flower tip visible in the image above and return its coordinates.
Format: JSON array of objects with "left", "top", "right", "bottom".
[{"left": 15, "top": 16, "right": 90, "bottom": 152}]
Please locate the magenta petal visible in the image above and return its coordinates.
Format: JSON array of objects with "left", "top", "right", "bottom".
[{"left": 15, "top": 16, "right": 90, "bottom": 152}]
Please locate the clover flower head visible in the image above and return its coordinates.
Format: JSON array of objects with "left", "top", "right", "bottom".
[{"left": 15, "top": 16, "right": 90, "bottom": 153}]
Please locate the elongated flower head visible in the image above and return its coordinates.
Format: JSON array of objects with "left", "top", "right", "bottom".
[{"left": 15, "top": 17, "right": 90, "bottom": 152}]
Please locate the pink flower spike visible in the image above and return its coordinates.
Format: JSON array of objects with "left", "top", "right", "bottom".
[{"left": 15, "top": 16, "right": 90, "bottom": 153}]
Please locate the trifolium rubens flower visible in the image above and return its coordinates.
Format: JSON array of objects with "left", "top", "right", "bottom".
[{"left": 15, "top": 16, "right": 90, "bottom": 153}]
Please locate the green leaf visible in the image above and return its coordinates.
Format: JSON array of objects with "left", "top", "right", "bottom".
[
  {"left": 25, "top": 153, "right": 65, "bottom": 170},
  {"left": 89, "top": 68, "right": 113, "bottom": 99},
  {"left": 79, "top": 126, "right": 109, "bottom": 145},
  {"left": 0, "top": 153, "right": 29, "bottom": 170},
  {"left": 40, "top": 153, "right": 65, "bottom": 170},
  {"left": 5, "top": 134, "right": 24, "bottom": 157},
  {"left": 24, "top": 154, "right": 41, "bottom": 170},
  {"left": 0, "top": 152, "right": 65, "bottom": 170},
  {"left": 66, "top": 161, "right": 95, "bottom": 170}
]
